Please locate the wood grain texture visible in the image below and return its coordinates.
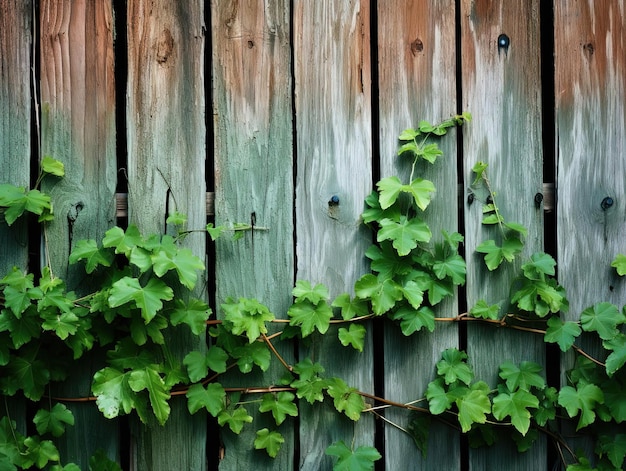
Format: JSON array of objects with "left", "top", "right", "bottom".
[
  {"left": 554, "top": 0, "right": 626, "bottom": 464},
  {"left": 39, "top": 1, "right": 119, "bottom": 467},
  {"left": 0, "top": 0, "right": 31, "bottom": 280},
  {"left": 377, "top": 1, "right": 460, "bottom": 468},
  {"left": 293, "top": 1, "right": 373, "bottom": 469},
  {"left": 211, "top": 1, "right": 295, "bottom": 469},
  {"left": 126, "top": 1, "right": 207, "bottom": 469},
  {"left": 461, "top": 1, "right": 545, "bottom": 468},
  {"left": 0, "top": 0, "right": 32, "bottom": 437}
]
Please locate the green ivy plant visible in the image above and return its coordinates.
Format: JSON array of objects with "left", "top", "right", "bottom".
[{"left": 1, "top": 114, "right": 626, "bottom": 470}]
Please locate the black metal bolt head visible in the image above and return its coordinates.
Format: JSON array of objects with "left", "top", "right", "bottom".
[
  {"left": 601, "top": 196, "right": 614, "bottom": 210},
  {"left": 498, "top": 34, "right": 510, "bottom": 49}
]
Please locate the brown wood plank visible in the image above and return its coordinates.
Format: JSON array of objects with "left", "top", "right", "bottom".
[
  {"left": 39, "top": 1, "right": 119, "bottom": 467},
  {"left": 461, "top": 1, "right": 546, "bottom": 468},
  {"left": 0, "top": 0, "right": 32, "bottom": 437},
  {"left": 125, "top": 1, "right": 207, "bottom": 469},
  {"left": 211, "top": 0, "right": 295, "bottom": 469},
  {"left": 377, "top": 1, "right": 460, "bottom": 469},
  {"left": 554, "top": 0, "right": 626, "bottom": 465},
  {"left": 293, "top": 1, "right": 374, "bottom": 469}
]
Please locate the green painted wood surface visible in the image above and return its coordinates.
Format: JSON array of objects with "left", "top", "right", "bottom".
[
  {"left": 293, "top": 1, "right": 374, "bottom": 469},
  {"left": 39, "top": 1, "right": 119, "bottom": 467},
  {"left": 0, "top": 0, "right": 32, "bottom": 436},
  {"left": 460, "top": 1, "right": 546, "bottom": 468},
  {"left": 554, "top": 1, "right": 626, "bottom": 465},
  {"left": 125, "top": 1, "right": 207, "bottom": 469},
  {"left": 377, "top": 1, "right": 460, "bottom": 468},
  {"left": 211, "top": 1, "right": 295, "bottom": 469}
]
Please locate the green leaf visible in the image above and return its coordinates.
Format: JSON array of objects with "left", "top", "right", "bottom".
[
  {"left": 332, "top": 293, "right": 369, "bottom": 320},
  {"left": 326, "top": 378, "right": 365, "bottom": 421},
  {"left": 398, "top": 128, "right": 420, "bottom": 141},
  {"left": 437, "top": 348, "right": 474, "bottom": 386},
  {"left": 166, "top": 211, "right": 187, "bottom": 226},
  {"left": 186, "top": 383, "right": 225, "bottom": 417},
  {"left": 68, "top": 239, "right": 114, "bottom": 273},
  {"left": 471, "top": 161, "right": 488, "bottom": 184},
  {"left": 522, "top": 252, "right": 556, "bottom": 280},
  {"left": 611, "top": 254, "right": 626, "bottom": 276},
  {"left": 291, "top": 376, "right": 329, "bottom": 404},
  {"left": 231, "top": 341, "right": 271, "bottom": 373},
  {"left": 498, "top": 361, "right": 545, "bottom": 392},
  {"left": 354, "top": 274, "right": 402, "bottom": 315},
  {"left": 544, "top": 316, "right": 581, "bottom": 352},
  {"left": 392, "top": 305, "right": 435, "bottom": 335},
  {"left": 597, "top": 434, "right": 626, "bottom": 469},
  {"left": 92, "top": 367, "right": 134, "bottom": 419},
  {"left": 580, "top": 302, "right": 624, "bottom": 340},
  {"left": 41, "top": 155, "right": 65, "bottom": 177},
  {"left": 184, "top": 346, "right": 228, "bottom": 383},
  {"left": 407, "top": 178, "right": 436, "bottom": 211},
  {"left": 419, "top": 143, "right": 444, "bottom": 164},
  {"left": 456, "top": 382, "right": 491, "bottom": 433},
  {"left": 108, "top": 277, "right": 174, "bottom": 323},
  {"left": 88, "top": 449, "right": 122, "bottom": 471},
  {"left": 259, "top": 392, "right": 298, "bottom": 425},
  {"left": 377, "top": 216, "right": 431, "bottom": 256},
  {"left": 492, "top": 389, "right": 539, "bottom": 435},
  {"left": 325, "top": 441, "right": 382, "bottom": 471},
  {"left": 23, "top": 436, "right": 59, "bottom": 468},
  {"left": 103, "top": 225, "right": 143, "bottom": 258},
  {"left": 558, "top": 382, "right": 604, "bottom": 430},
  {"left": 292, "top": 280, "right": 329, "bottom": 304},
  {"left": 407, "top": 414, "right": 431, "bottom": 458},
  {"left": 426, "top": 378, "right": 453, "bottom": 415},
  {"left": 470, "top": 300, "right": 500, "bottom": 320},
  {"left": 475, "top": 238, "right": 523, "bottom": 271},
  {"left": 433, "top": 254, "right": 466, "bottom": 285},
  {"left": 4, "top": 345, "right": 49, "bottom": 400},
  {"left": 338, "top": 324, "right": 366, "bottom": 352},
  {"left": 603, "top": 334, "right": 626, "bottom": 376},
  {"left": 361, "top": 191, "right": 402, "bottom": 225},
  {"left": 217, "top": 407, "right": 253, "bottom": 434},
  {"left": 376, "top": 176, "right": 404, "bottom": 210},
  {"left": 128, "top": 367, "right": 171, "bottom": 425},
  {"left": 41, "top": 311, "right": 80, "bottom": 340},
  {"left": 33, "top": 403, "right": 75, "bottom": 437},
  {"left": 222, "top": 297, "right": 275, "bottom": 343},
  {"left": 288, "top": 300, "right": 333, "bottom": 337},
  {"left": 170, "top": 298, "right": 211, "bottom": 335},
  {"left": 254, "top": 429, "right": 284, "bottom": 458}
]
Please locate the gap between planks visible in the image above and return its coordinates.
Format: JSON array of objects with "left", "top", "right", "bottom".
[{"left": 114, "top": 183, "right": 555, "bottom": 218}]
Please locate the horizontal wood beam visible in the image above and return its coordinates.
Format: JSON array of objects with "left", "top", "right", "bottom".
[{"left": 114, "top": 183, "right": 555, "bottom": 218}]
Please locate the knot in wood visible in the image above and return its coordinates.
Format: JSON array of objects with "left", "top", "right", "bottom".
[
  {"left": 410, "top": 38, "right": 424, "bottom": 56},
  {"left": 156, "top": 29, "right": 174, "bottom": 64}
]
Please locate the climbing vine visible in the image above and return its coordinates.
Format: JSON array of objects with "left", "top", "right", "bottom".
[{"left": 1, "top": 114, "right": 626, "bottom": 470}]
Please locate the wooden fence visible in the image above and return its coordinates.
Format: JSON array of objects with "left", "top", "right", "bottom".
[{"left": 1, "top": 0, "right": 625, "bottom": 469}]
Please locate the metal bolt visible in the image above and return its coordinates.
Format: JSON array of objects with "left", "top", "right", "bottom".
[
  {"left": 601, "top": 196, "right": 614, "bottom": 210},
  {"left": 498, "top": 34, "right": 510, "bottom": 49},
  {"left": 329, "top": 195, "right": 340, "bottom": 206},
  {"left": 534, "top": 192, "right": 543, "bottom": 207}
]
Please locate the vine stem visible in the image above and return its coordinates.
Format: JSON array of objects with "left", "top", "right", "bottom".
[{"left": 261, "top": 333, "right": 292, "bottom": 372}]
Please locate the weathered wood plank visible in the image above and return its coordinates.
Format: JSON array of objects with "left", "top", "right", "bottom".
[
  {"left": 554, "top": 0, "right": 626, "bottom": 465},
  {"left": 293, "top": 1, "right": 373, "bottom": 469},
  {"left": 211, "top": 1, "right": 294, "bottom": 469},
  {"left": 461, "top": 1, "right": 545, "bottom": 468},
  {"left": 125, "top": 1, "right": 207, "bottom": 469},
  {"left": 0, "top": 0, "right": 32, "bottom": 436},
  {"left": 39, "top": 1, "right": 119, "bottom": 467},
  {"left": 377, "top": 1, "right": 460, "bottom": 469}
]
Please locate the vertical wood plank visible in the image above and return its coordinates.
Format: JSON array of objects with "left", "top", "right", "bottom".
[
  {"left": 554, "top": 0, "right": 626, "bottom": 464},
  {"left": 377, "top": 1, "right": 460, "bottom": 469},
  {"left": 39, "top": 0, "right": 119, "bottom": 467},
  {"left": 0, "top": 0, "right": 32, "bottom": 436},
  {"left": 211, "top": 0, "right": 294, "bottom": 469},
  {"left": 126, "top": 1, "right": 207, "bottom": 469},
  {"left": 460, "top": 1, "right": 545, "bottom": 468},
  {"left": 293, "top": 1, "right": 373, "bottom": 469}
]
